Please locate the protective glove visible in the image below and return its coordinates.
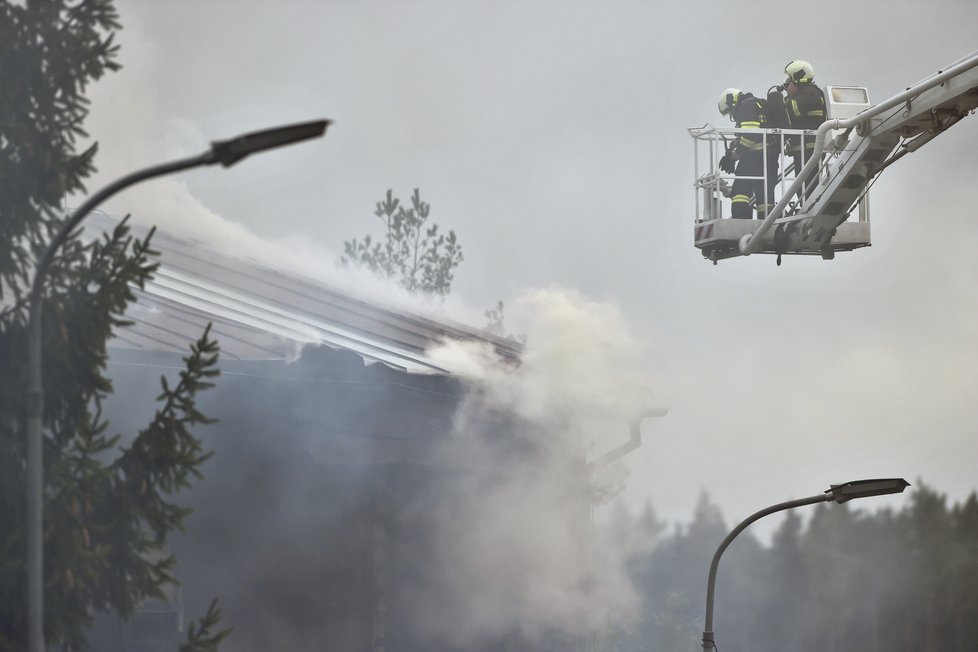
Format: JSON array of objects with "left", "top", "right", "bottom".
[{"left": 719, "top": 154, "right": 736, "bottom": 174}]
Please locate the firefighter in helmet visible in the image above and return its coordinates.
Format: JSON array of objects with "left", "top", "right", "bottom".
[
  {"left": 781, "top": 60, "right": 826, "bottom": 196},
  {"left": 718, "top": 88, "right": 775, "bottom": 219}
]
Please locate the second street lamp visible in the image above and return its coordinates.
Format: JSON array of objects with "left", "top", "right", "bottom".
[
  {"left": 25, "top": 119, "right": 330, "bottom": 652},
  {"left": 700, "top": 478, "right": 910, "bottom": 652}
]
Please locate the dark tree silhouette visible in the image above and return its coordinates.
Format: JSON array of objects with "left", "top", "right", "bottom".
[{"left": 0, "top": 2, "right": 226, "bottom": 649}]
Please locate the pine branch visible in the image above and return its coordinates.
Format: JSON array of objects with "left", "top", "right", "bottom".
[{"left": 179, "top": 598, "right": 232, "bottom": 652}]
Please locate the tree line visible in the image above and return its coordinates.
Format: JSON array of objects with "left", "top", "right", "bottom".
[{"left": 600, "top": 481, "right": 978, "bottom": 652}]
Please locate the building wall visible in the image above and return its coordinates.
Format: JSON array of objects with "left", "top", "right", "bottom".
[
  {"left": 98, "top": 344, "right": 587, "bottom": 652},
  {"left": 99, "top": 345, "right": 461, "bottom": 650}
]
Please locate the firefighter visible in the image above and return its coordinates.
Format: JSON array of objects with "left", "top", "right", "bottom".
[
  {"left": 782, "top": 60, "right": 826, "bottom": 197},
  {"left": 718, "top": 88, "right": 775, "bottom": 219}
]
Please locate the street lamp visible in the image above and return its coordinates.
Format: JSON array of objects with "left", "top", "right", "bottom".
[
  {"left": 25, "top": 119, "right": 330, "bottom": 652},
  {"left": 701, "top": 478, "right": 909, "bottom": 652}
]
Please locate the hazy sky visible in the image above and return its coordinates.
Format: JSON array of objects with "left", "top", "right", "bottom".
[{"left": 83, "top": 0, "right": 978, "bottom": 532}]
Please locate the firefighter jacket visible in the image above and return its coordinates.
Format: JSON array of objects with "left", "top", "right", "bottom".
[
  {"left": 786, "top": 83, "right": 826, "bottom": 151},
  {"left": 731, "top": 93, "right": 769, "bottom": 155}
]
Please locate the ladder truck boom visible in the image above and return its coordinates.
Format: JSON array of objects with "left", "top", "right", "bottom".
[{"left": 690, "top": 50, "right": 978, "bottom": 264}]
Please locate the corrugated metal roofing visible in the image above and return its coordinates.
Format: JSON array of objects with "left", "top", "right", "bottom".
[{"left": 90, "top": 214, "right": 521, "bottom": 374}]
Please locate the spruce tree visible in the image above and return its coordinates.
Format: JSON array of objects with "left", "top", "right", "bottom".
[{"left": 0, "top": 2, "right": 226, "bottom": 649}]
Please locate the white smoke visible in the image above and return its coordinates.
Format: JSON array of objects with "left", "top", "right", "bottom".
[
  {"left": 78, "top": 4, "right": 488, "bottom": 329},
  {"left": 414, "top": 289, "right": 659, "bottom": 645},
  {"left": 82, "top": 15, "right": 662, "bottom": 641}
]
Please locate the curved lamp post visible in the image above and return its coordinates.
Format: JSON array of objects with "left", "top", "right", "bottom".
[
  {"left": 26, "top": 119, "right": 330, "bottom": 652},
  {"left": 701, "top": 478, "right": 910, "bottom": 652}
]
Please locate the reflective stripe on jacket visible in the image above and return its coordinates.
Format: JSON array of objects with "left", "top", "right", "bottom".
[
  {"left": 787, "top": 83, "right": 826, "bottom": 147},
  {"left": 787, "top": 84, "right": 825, "bottom": 127},
  {"left": 732, "top": 94, "right": 768, "bottom": 152}
]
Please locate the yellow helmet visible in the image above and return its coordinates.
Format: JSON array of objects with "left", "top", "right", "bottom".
[
  {"left": 784, "top": 60, "right": 815, "bottom": 84},
  {"left": 718, "top": 88, "right": 742, "bottom": 116}
]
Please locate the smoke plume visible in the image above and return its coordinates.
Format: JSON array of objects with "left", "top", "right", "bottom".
[{"left": 411, "top": 288, "right": 657, "bottom": 645}]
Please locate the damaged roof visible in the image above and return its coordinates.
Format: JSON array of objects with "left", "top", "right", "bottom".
[{"left": 93, "top": 215, "right": 521, "bottom": 375}]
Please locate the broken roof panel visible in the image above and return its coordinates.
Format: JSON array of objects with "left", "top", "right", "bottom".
[{"left": 89, "top": 214, "right": 521, "bottom": 374}]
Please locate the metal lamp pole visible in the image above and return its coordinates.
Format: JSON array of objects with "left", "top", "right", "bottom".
[
  {"left": 25, "top": 119, "right": 330, "bottom": 652},
  {"left": 701, "top": 478, "right": 909, "bottom": 652}
]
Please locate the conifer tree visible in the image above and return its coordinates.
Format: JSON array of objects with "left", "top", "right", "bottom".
[
  {"left": 340, "top": 188, "right": 464, "bottom": 296},
  {"left": 0, "top": 2, "right": 226, "bottom": 649}
]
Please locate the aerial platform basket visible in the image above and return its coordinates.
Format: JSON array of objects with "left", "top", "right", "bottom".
[
  {"left": 689, "top": 114, "right": 872, "bottom": 264},
  {"left": 693, "top": 213, "right": 870, "bottom": 263},
  {"left": 689, "top": 50, "right": 978, "bottom": 265}
]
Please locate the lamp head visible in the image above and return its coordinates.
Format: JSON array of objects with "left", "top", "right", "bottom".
[
  {"left": 209, "top": 119, "right": 331, "bottom": 167},
  {"left": 827, "top": 478, "right": 910, "bottom": 504}
]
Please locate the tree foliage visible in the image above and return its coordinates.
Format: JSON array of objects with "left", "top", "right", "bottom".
[
  {"left": 601, "top": 482, "right": 978, "bottom": 652},
  {"left": 482, "top": 299, "right": 527, "bottom": 344},
  {"left": 0, "top": 2, "right": 226, "bottom": 649},
  {"left": 179, "top": 599, "right": 232, "bottom": 652},
  {"left": 340, "top": 188, "right": 464, "bottom": 296}
]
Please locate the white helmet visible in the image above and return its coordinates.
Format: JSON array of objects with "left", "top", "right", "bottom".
[
  {"left": 784, "top": 60, "right": 815, "bottom": 84},
  {"left": 718, "top": 88, "right": 741, "bottom": 116}
]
